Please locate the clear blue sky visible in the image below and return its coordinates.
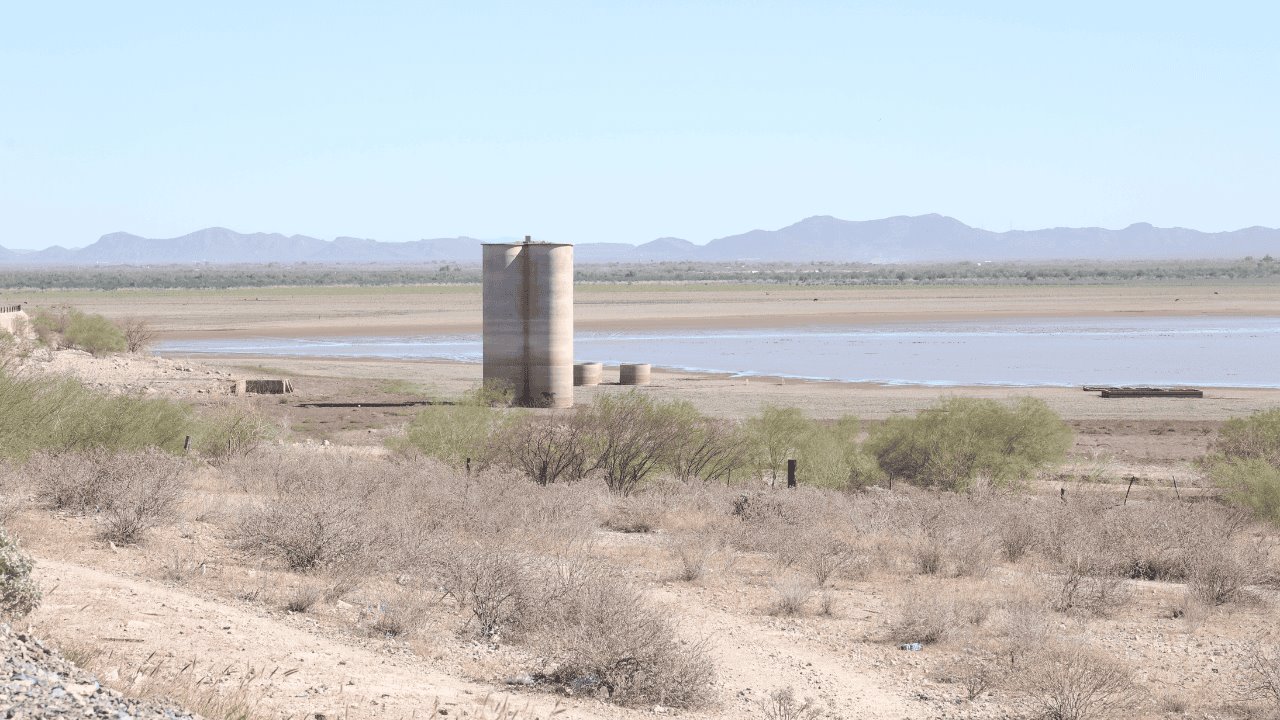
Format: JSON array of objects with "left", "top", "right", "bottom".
[{"left": 2, "top": 1, "right": 1276, "bottom": 249}]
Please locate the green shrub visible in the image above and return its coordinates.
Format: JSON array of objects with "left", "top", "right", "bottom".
[
  {"left": 795, "top": 415, "right": 865, "bottom": 489},
  {"left": 864, "top": 397, "right": 1072, "bottom": 490},
  {"left": 1208, "top": 458, "right": 1280, "bottom": 526},
  {"left": 667, "top": 401, "right": 750, "bottom": 484},
  {"left": 194, "top": 405, "right": 280, "bottom": 463},
  {"left": 0, "top": 527, "right": 40, "bottom": 619},
  {"left": 0, "top": 372, "right": 192, "bottom": 459},
  {"left": 746, "top": 406, "right": 810, "bottom": 484},
  {"left": 30, "top": 307, "right": 127, "bottom": 356},
  {"left": 582, "top": 392, "right": 686, "bottom": 496},
  {"left": 1212, "top": 409, "right": 1280, "bottom": 467},
  {"left": 390, "top": 403, "right": 513, "bottom": 468}
]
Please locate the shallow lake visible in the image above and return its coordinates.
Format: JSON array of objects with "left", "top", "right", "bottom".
[{"left": 155, "top": 316, "right": 1280, "bottom": 388}]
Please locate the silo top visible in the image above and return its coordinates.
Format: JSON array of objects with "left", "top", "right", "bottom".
[{"left": 482, "top": 241, "right": 574, "bottom": 248}]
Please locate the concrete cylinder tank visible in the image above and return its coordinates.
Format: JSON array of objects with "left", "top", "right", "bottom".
[
  {"left": 573, "top": 362, "right": 603, "bottom": 386},
  {"left": 482, "top": 240, "right": 574, "bottom": 408},
  {"left": 619, "top": 363, "right": 651, "bottom": 386}
]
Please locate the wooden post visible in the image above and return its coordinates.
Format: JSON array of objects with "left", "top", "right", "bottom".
[{"left": 787, "top": 459, "right": 797, "bottom": 489}]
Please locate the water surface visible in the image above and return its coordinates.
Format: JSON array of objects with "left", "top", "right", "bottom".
[{"left": 155, "top": 316, "right": 1280, "bottom": 388}]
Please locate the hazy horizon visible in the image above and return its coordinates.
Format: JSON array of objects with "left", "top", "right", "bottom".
[{"left": 3, "top": 3, "right": 1278, "bottom": 250}]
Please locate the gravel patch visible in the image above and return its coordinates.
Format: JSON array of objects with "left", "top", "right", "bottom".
[{"left": 1, "top": 623, "right": 195, "bottom": 719}]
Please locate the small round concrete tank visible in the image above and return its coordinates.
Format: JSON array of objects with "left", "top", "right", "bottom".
[
  {"left": 619, "top": 363, "right": 651, "bottom": 386},
  {"left": 482, "top": 240, "right": 574, "bottom": 408},
  {"left": 573, "top": 362, "right": 603, "bottom": 386}
]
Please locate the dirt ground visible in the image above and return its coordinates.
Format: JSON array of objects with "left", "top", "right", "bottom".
[{"left": 4, "top": 283, "right": 1279, "bottom": 719}]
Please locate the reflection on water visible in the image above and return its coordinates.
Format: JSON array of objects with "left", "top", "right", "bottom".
[{"left": 155, "top": 316, "right": 1280, "bottom": 388}]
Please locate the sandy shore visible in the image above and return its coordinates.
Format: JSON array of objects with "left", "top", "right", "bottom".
[{"left": 12, "top": 282, "right": 1279, "bottom": 340}]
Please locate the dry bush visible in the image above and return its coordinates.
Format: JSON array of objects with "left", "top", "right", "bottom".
[
  {"left": 233, "top": 453, "right": 386, "bottom": 572},
  {"left": 119, "top": 316, "right": 157, "bottom": 354},
  {"left": 27, "top": 448, "right": 187, "bottom": 544},
  {"left": 901, "top": 495, "right": 995, "bottom": 577},
  {"left": 486, "top": 410, "right": 589, "bottom": 485},
  {"left": 1013, "top": 642, "right": 1142, "bottom": 720},
  {"left": 991, "top": 499, "right": 1042, "bottom": 563},
  {"left": 937, "top": 646, "right": 1006, "bottom": 701},
  {"left": 602, "top": 493, "right": 668, "bottom": 533},
  {"left": 886, "top": 588, "right": 987, "bottom": 646},
  {"left": 363, "top": 592, "right": 431, "bottom": 638},
  {"left": 888, "top": 591, "right": 955, "bottom": 645},
  {"left": 1049, "top": 555, "right": 1130, "bottom": 616},
  {"left": 758, "top": 686, "right": 820, "bottom": 720},
  {"left": 801, "top": 537, "right": 860, "bottom": 587},
  {"left": 770, "top": 573, "right": 815, "bottom": 616},
  {"left": 531, "top": 559, "right": 715, "bottom": 708},
  {"left": 0, "top": 527, "right": 40, "bottom": 619},
  {"left": 1184, "top": 538, "right": 1272, "bottom": 607},
  {"left": 668, "top": 531, "right": 723, "bottom": 582},
  {"left": 282, "top": 581, "right": 324, "bottom": 613},
  {"left": 196, "top": 405, "right": 280, "bottom": 464},
  {"left": 433, "top": 538, "right": 535, "bottom": 639},
  {"left": 1239, "top": 643, "right": 1280, "bottom": 713}
]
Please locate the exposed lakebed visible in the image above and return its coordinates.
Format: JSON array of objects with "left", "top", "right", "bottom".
[{"left": 155, "top": 316, "right": 1280, "bottom": 388}]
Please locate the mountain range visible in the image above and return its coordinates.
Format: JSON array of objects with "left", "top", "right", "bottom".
[{"left": 2, "top": 215, "right": 1277, "bottom": 266}]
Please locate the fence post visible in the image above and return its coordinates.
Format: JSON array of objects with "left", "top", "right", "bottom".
[{"left": 786, "top": 459, "right": 797, "bottom": 489}]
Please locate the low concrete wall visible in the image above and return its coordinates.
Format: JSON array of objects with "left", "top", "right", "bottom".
[{"left": 0, "top": 309, "right": 27, "bottom": 335}]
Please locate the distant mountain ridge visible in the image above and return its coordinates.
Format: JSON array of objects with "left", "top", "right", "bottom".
[{"left": 2, "top": 215, "right": 1277, "bottom": 265}]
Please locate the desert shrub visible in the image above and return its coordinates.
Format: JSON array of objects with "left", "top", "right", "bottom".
[
  {"left": 0, "top": 372, "right": 192, "bottom": 459},
  {"left": 283, "top": 581, "right": 324, "bottom": 613},
  {"left": 902, "top": 495, "right": 995, "bottom": 577},
  {"left": 31, "top": 307, "right": 127, "bottom": 356},
  {"left": 801, "top": 537, "right": 859, "bottom": 587},
  {"left": 794, "top": 415, "right": 867, "bottom": 489},
  {"left": 1208, "top": 459, "right": 1280, "bottom": 526},
  {"left": 463, "top": 378, "right": 515, "bottom": 407},
  {"left": 119, "top": 316, "right": 157, "bottom": 354},
  {"left": 1049, "top": 546, "right": 1130, "bottom": 616},
  {"left": 770, "top": 573, "right": 815, "bottom": 616},
  {"left": 668, "top": 403, "right": 750, "bottom": 483},
  {"left": 1240, "top": 643, "right": 1280, "bottom": 712},
  {"left": 486, "top": 410, "right": 588, "bottom": 485},
  {"left": 363, "top": 592, "right": 430, "bottom": 638},
  {"left": 27, "top": 448, "right": 187, "bottom": 543},
  {"left": 746, "top": 405, "right": 809, "bottom": 485},
  {"left": 887, "top": 590, "right": 962, "bottom": 645},
  {"left": 1013, "top": 643, "right": 1141, "bottom": 720},
  {"left": 602, "top": 493, "right": 670, "bottom": 533},
  {"left": 582, "top": 392, "right": 685, "bottom": 496},
  {"left": 194, "top": 404, "right": 280, "bottom": 463},
  {"left": 865, "top": 397, "right": 1072, "bottom": 490},
  {"left": 668, "top": 531, "right": 722, "bottom": 582},
  {"left": 235, "top": 454, "right": 386, "bottom": 571},
  {"left": 992, "top": 500, "right": 1040, "bottom": 562},
  {"left": 390, "top": 403, "right": 512, "bottom": 468},
  {"left": 758, "top": 687, "right": 820, "bottom": 720},
  {"left": 1213, "top": 408, "right": 1280, "bottom": 467},
  {"left": 434, "top": 539, "right": 535, "bottom": 638},
  {"left": 0, "top": 527, "right": 40, "bottom": 619},
  {"left": 1183, "top": 538, "right": 1272, "bottom": 607},
  {"left": 533, "top": 560, "right": 715, "bottom": 708}
]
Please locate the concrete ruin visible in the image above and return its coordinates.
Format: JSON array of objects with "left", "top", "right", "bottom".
[{"left": 482, "top": 238, "right": 574, "bottom": 408}]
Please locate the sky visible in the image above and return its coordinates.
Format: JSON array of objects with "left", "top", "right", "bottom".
[{"left": 1, "top": 1, "right": 1277, "bottom": 249}]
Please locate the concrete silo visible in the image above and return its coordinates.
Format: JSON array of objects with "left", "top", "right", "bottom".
[{"left": 482, "top": 238, "right": 574, "bottom": 408}]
